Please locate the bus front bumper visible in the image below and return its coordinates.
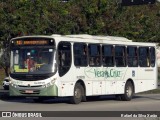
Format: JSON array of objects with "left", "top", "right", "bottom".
[{"left": 9, "top": 84, "right": 58, "bottom": 97}]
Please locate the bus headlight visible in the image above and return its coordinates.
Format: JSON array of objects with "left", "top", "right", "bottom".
[
  {"left": 11, "top": 83, "right": 17, "bottom": 88},
  {"left": 42, "top": 85, "right": 46, "bottom": 88},
  {"left": 47, "top": 83, "right": 51, "bottom": 87}
]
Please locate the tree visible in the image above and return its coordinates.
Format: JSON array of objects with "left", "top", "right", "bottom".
[
  {"left": 0, "top": 48, "right": 10, "bottom": 76},
  {"left": 0, "top": 0, "right": 160, "bottom": 76}
]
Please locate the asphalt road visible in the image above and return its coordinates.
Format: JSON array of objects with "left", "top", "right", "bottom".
[
  {"left": 0, "top": 87, "right": 160, "bottom": 120},
  {"left": 0, "top": 93, "right": 160, "bottom": 111}
]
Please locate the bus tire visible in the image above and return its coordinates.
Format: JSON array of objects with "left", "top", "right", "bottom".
[
  {"left": 70, "top": 83, "right": 83, "bottom": 104},
  {"left": 81, "top": 86, "right": 87, "bottom": 102},
  {"left": 121, "top": 82, "right": 134, "bottom": 101}
]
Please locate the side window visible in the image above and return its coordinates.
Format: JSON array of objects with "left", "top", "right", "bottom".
[
  {"left": 115, "top": 46, "right": 126, "bottom": 67},
  {"left": 139, "top": 47, "right": 150, "bottom": 67},
  {"left": 127, "top": 46, "right": 138, "bottom": 67},
  {"left": 58, "top": 42, "right": 71, "bottom": 77},
  {"left": 150, "top": 47, "right": 155, "bottom": 67},
  {"left": 74, "top": 43, "right": 88, "bottom": 66},
  {"left": 88, "top": 44, "right": 101, "bottom": 66},
  {"left": 102, "top": 45, "right": 114, "bottom": 67}
]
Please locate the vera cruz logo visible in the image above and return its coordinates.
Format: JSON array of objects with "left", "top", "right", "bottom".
[{"left": 84, "top": 68, "right": 122, "bottom": 79}]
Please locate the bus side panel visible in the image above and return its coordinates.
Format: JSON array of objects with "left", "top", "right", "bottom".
[
  {"left": 135, "top": 67, "right": 157, "bottom": 93},
  {"left": 92, "top": 80, "right": 106, "bottom": 95},
  {"left": 115, "top": 81, "right": 125, "bottom": 94},
  {"left": 60, "top": 81, "right": 75, "bottom": 96},
  {"left": 134, "top": 79, "right": 157, "bottom": 93},
  {"left": 105, "top": 81, "right": 116, "bottom": 94},
  {"left": 85, "top": 81, "right": 92, "bottom": 96}
]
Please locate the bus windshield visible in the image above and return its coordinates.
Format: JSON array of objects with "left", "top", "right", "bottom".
[{"left": 10, "top": 47, "right": 55, "bottom": 74}]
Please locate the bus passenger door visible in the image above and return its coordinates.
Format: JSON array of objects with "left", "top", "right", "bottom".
[{"left": 58, "top": 42, "right": 71, "bottom": 77}]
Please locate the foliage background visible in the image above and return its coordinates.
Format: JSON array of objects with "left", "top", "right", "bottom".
[
  {"left": 0, "top": 0, "right": 160, "bottom": 76},
  {"left": 0, "top": 0, "right": 160, "bottom": 42}
]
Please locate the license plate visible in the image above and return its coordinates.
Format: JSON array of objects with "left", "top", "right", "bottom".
[{"left": 25, "top": 90, "right": 33, "bottom": 93}]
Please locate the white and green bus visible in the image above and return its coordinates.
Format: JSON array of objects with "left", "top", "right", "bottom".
[{"left": 9, "top": 34, "right": 157, "bottom": 104}]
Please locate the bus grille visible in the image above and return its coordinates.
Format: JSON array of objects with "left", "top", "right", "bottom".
[{"left": 18, "top": 85, "right": 42, "bottom": 88}]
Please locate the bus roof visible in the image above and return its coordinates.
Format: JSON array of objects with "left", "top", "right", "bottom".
[
  {"left": 52, "top": 34, "right": 132, "bottom": 42},
  {"left": 11, "top": 34, "right": 156, "bottom": 47}
]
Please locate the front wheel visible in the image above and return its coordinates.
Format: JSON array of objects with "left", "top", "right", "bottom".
[
  {"left": 70, "top": 83, "right": 83, "bottom": 104},
  {"left": 121, "top": 82, "right": 134, "bottom": 101}
]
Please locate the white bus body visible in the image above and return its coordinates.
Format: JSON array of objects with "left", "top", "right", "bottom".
[{"left": 9, "top": 34, "right": 157, "bottom": 104}]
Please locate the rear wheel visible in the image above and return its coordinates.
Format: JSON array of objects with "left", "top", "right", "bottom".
[
  {"left": 70, "top": 83, "right": 83, "bottom": 104},
  {"left": 81, "top": 86, "right": 87, "bottom": 102},
  {"left": 121, "top": 82, "right": 134, "bottom": 101}
]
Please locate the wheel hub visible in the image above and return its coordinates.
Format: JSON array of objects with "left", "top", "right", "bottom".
[
  {"left": 126, "top": 86, "right": 132, "bottom": 97},
  {"left": 75, "top": 88, "right": 81, "bottom": 99}
]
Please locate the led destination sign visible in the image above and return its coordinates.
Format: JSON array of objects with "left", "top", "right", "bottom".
[
  {"left": 12, "top": 38, "right": 54, "bottom": 46},
  {"left": 16, "top": 40, "right": 48, "bottom": 45}
]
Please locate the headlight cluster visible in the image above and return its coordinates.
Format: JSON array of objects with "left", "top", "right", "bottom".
[
  {"left": 10, "top": 78, "right": 57, "bottom": 88},
  {"left": 10, "top": 82, "right": 17, "bottom": 88}
]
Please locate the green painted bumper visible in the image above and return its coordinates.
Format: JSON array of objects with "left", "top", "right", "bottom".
[{"left": 9, "top": 85, "right": 58, "bottom": 97}]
